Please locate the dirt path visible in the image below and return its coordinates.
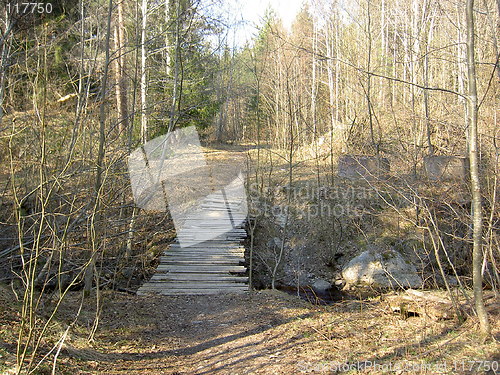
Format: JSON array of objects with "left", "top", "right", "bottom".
[
  {"left": 72, "top": 291, "right": 318, "bottom": 375},
  {"left": 1, "top": 285, "right": 499, "bottom": 374},
  {"left": 58, "top": 289, "right": 499, "bottom": 375}
]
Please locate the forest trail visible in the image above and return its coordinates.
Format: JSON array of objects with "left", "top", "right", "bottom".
[
  {"left": 69, "top": 291, "right": 319, "bottom": 375},
  {"left": 58, "top": 289, "right": 499, "bottom": 375}
]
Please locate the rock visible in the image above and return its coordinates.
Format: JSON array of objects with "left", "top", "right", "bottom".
[
  {"left": 334, "top": 279, "right": 345, "bottom": 287},
  {"left": 338, "top": 155, "right": 390, "bottom": 180},
  {"left": 274, "top": 212, "right": 287, "bottom": 228},
  {"left": 312, "top": 279, "right": 331, "bottom": 293},
  {"left": 267, "top": 237, "right": 283, "bottom": 249},
  {"left": 342, "top": 247, "right": 422, "bottom": 289},
  {"left": 424, "top": 155, "right": 469, "bottom": 181}
]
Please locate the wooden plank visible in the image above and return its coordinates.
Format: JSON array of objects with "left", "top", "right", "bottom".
[
  {"left": 190, "top": 214, "right": 246, "bottom": 217},
  {"left": 162, "top": 252, "right": 244, "bottom": 257},
  {"left": 176, "top": 241, "right": 245, "bottom": 245},
  {"left": 176, "top": 237, "right": 246, "bottom": 241},
  {"left": 163, "top": 256, "right": 244, "bottom": 260},
  {"left": 179, "top": 223, "right": 246, "bottom": 226},
  {"left": 177, "top": 227, "right": 246, "bottom": 232},
  {"left": 177, "top": 233, "right": 246, "bottom": 237},
  {"left": 182, "top": 228, "right": 245, "bottom": 231},
  {"left": 164, "top": 248, "right": 245, "bottom": 253},
  {"left": 165, "top": 248, "right": 245, "bottom": 253},
  {"left": 137, "top": 289, "right": 248, "bottom": 296},
  {"left": 170, "top": 242, "right": 245, "bottom": 246},
  {"left": 182, "top": 213, "right": 235, "bottom": 216},
  {"left": 143, "top": 278, "right": 247, "bottom": 284},
  {"left": 140, "top": 288, "right": 248, "bottom": 294},
  {"left": 162, "top": 254, "right": 244, "bottom": 259},
  {"left": 153, "top": 276, "right": 246, "bottom": 281},
  {"left": 160, "top": 256, "right": 243, "bottom": 261},
  {"left": 169, "top": 243, "right": 244, "bottom": 248},
  {"left": 183, "top": 238, "right": 246, "bottom": 241},
  {"left": 140, "top": 282, "right": 247, "bottom": 288},
  {"left": 201, "top": 203, "right": 242, "bottom": 212},
  {"left": 168, "top": 247, "right": 244, "bottom": 251},
  {"left": 161, "top": 257, "right": 244, "bottom": 262},
  {"left": 138, "top": 282, "right": 248, "bottom": 287},
  {"left": 204, "top": 198, "right": 244, "bottom": 202},
  {"left": 156, "top": 265, "right": 246, "bottom": 272},
  {"left": 154, "top": 271, "right": 245, "bottom": 275},
  {"left": 176, "top": 239, "right": 246, "bottom": 243},
  {"left": 181, "top": 224, "right": 245, "bottom": 229},
  {"left": 166, "top": 245, "right": 245, "bottom": 250},
  {"left": 139, "top": 284, "right": 248, "bottom": 290},
  {"left": 157, "top": 265, "right": 246, "bottom": 271},
  {"left": 140, "top": 285, "right": 248, "bottom": 290},
  {"left": 141, "top": 283, "right": 248, "bottom": 291},
  {"left": 176, "top": 233, "right": 246, "bottom": 237},
  {"left": 201, "top": 201, "right": 243, "bottom": 205},
  {"left": 167, "top": 249, "right": 245, "bottom": 253},
  {"left": 182, "top": 214, "right": 247, "bottom": 218},
  {"left": 161, "top": 253, "right": 245, "bottom": 258},
  {"left": 182, "top": 217, "right": 246, "bottom": 220},
  {"left": 151, "top": 275, "right": 248, "bottom": 282},
  {"left": 149, "top": 279, "right": 248, "bottom": 284},
  {"left": 176, "top": 240, "right": 245, "bottom": 244},
  {"left": 159, "top": 260, "right": 243, "bottom": 265}
]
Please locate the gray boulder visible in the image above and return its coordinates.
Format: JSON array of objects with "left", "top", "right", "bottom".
[
  {"left": 267, "top": 237, "right": 283, "bottom": 249},
  {"left": 342, "top": 247, "right": 422, "bottom": 289},
  {"left": 312, "top": 278, "right": 332, "bottom": 293},
  {"left": 424, "top": 155, "right": 469, "bottom": 181}
]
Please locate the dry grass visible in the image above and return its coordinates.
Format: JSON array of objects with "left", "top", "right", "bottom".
[{"left": 1, "top": 286, "right": 498, "bottom": 374}]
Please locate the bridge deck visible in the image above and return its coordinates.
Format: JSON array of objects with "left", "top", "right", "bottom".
[{"left": 137, "top": 189, "right": 248, "bottom": 296}]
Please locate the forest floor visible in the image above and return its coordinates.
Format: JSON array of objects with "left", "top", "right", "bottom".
[{"left": 1, "top": 287, "right": 499, "bottom": 375}]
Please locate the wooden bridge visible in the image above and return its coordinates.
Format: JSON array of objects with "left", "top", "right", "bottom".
[{"left": 137, "top": 184, "right": 248, "bottom": 295}]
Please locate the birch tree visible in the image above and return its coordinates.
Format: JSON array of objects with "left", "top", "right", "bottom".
[
  {"left": 141, "top": 0, "right": 148, "bottom": 143},
  {"left": 466, "top": 0, "right": 491, "bottom": 337},
  {"left": 113, "top": 0, "right": 128, "bottom": 134}
]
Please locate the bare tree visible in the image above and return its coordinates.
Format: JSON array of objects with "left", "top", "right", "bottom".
[
  {"left": 83, "top": 0, "right": 114, "bottom": 298},
  {"left": 466, "top": 0, "right": 491, "bottom": 336},
  {"left": 113, "top": 0, "right": 129, "bottom": 134},
  {"left": 0, "top": 3, "right": 15, "bottom": 122},
  {"left": 140, "top": 0, "right": 148, "bottom": 143}
]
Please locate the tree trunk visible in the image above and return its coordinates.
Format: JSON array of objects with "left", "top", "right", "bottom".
[
  {"left": 84, "top": 0, "right": 113, "bottom": 297},
  {"left": 0, "top": 6, "right": 15, "bottom": 122},
  {"left": 164, "top": 0, "right": 171, "bottom": 77},
  {"left": 114, "top": 0, "right": 128, "bottom": 134},
  {"left": 423, "top": 9, "right": 434, "bottom": 155},
  {"left": 140, "top": 0, "right": 148, "bottom": 143},
  {"left": 366, "top": 0, "right": 377, "bottom": 154},
  {"left": 466, "top": 0, "right": 491, "bottom": 336},
  {"left": 167, "top": 0, "right": 182, "bottom": 133}
]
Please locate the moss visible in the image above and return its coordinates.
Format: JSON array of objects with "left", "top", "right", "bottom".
[
  {"left": 394, "top": 238, "right": 425, "bottom": 254},
  {"left": 381, "top": 250, "right": 395, "bottom": 261}
]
